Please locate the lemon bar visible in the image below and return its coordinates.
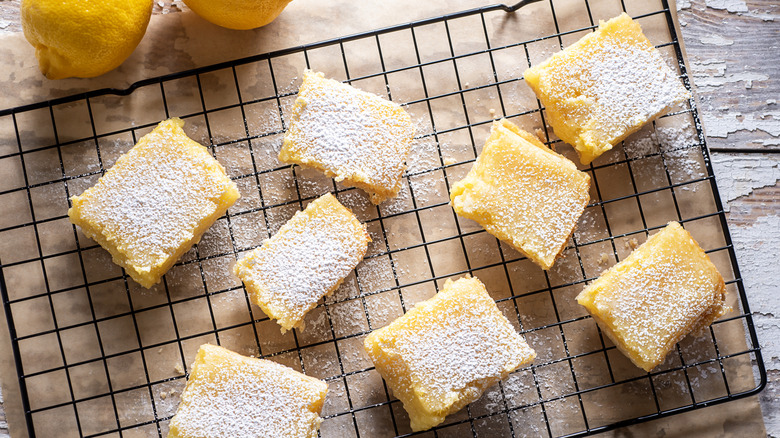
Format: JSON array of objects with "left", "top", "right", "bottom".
[
  {"left": 364, "top": 276, "right": 536, "bottom": 431},
  {"left": 233, "top": 193, "right": 369, "bottom": 332},
  {"left": 279, "top": 70, "right": 415, "bottom": 204},
  {"left": 450, "top": 119, "right": 590, "bottom": 270},
  {"left": 168, "top": 344, "right": 328, "bottom": 438},
  {"left": 524, "top": 13, "right": 690, "bottom": 165},
  {"left": 68, "top": 118, "right": 240, "bottom": 288},
  {"left": 576, "top": 222, "right": 727, "bottom": 372}
]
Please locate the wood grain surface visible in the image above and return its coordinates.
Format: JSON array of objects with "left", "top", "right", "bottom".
[{"left": 0, "top": 0, "right": 777, "bottom": 436}]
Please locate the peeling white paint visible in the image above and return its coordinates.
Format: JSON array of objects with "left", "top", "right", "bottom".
[
  {"left": 694, "top": 59, "right": 780, "bottom": 140},
  {"left": 705, "top": 0, "right": 749, "bottom": 13},
  {"left": 711, "top": 154, "right": 780, "bottom": 209},
  {"left": 699, "top": 34, "right": 734, "bottom": 46},
  {"left": 705, "top": 0, "right": 778, "bottom": 20},
  {"left": 755, "top": 138, "right": 780, "bottom": 146},
  {"left": 692, "top": 59, "right": 769, "bottom": 89},
  {"left": 742, "top": 10, "right": 777, "bottom": 21},
  {"left": 702, "top": 110, "right": 780, "bottom": 138},
  {"left": 730, "top": 215, "right": 780, "bottom": 373},
  {"left": 731, "top": 214, "right": 780, "bottom": 436},
  {"left": 677, "top": 0, "right": 693, "bottom": 10}
]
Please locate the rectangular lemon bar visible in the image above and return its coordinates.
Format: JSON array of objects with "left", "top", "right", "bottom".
[
  {"left": 168, "top": 344, "right": 328, "bottom": 438},
  {"left": 576, "top": 222, "right": 727, "bottom": 372},
  {"left": 68, "top": 118, "right": 240, "bottom": 288},
  {"left": 450, "top": 119, "right": 590, "bottom": 270},
  {"left": 524, "top": 13, "right": 691, "bottom": 165},
  {"left": 279, "top": 70, "right": 415, "bottom": 204},
  {"left": 364, "top": 276, "right": 536, "bottom": 431},
  {"left": 233, "top": 193, "right": 369, "bottom": 332}
]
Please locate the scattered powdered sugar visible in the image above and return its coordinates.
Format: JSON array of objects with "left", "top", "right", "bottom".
[
  {"left": 624, "top": 125, "right": 662, "bottom": 158},
  {"left": 409, "top": 174, "right": 441, "bottom": 206},
  {"left": 356, "top": 256, "right": 395, "bottom": 295},
  {"left": 623, "top": 121, "right": 704, "bottom": 191},
  {"left": 234, "top": 194, "right": 368, "bottom": 330},
  {"left": 265, "top": 205, "right": 297, "bottom": 236},
  {"left": 328, "top": 301, "right": 366, "bottom": 334},
  {"left": 170, "top": 346, "right": 326, "bottom": 438},
  {"left": 625, "top": 121, "right": 698, "bottom": 158},
  {"left": 665, "top": 147, "right": 706, "bottom": 190},
  {"left": 657, "top": 121, "right": 698, "bottom": 150},
  {"left": 501, "top": 372, "right": 532, "bottom": 404},
  {"left": 379, "top": 181, "right": 413, "bottom": 215},
  {"left": 477, "top": 384, "right": 507, "bottom": 414},
  {"left": 574, "top": 207, "right": 602, "bottom": 244},
  {"left": 406, "top": 138, "right": 441, "bottom": 174},
  {"left": 328, "top": 273, "right": 360, "bottom": 302},
  {"left": 280, "top": 71, "right": 415, "bottom": 203}
]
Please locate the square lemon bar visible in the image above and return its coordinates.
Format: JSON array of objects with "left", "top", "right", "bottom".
[
  {"left": 279, "top": 70, "right": 415, "bottom": 204},
  {"left": 68, "top": 118, "right": 240, "bottom": 288},
  {"left": 168, "top": 344, "right": 328, "bottom": 438},
  {"left": 450, "top": 119, "right": 590, "bottom": 270},
  {"left": 524, "top": 13, "right": 690, "bottom": 165},
  {"left": 576, "top": 222, "right": 727, "bottom": 372},
  {"left": 364, "top": 276, "right": 536, "bottom": 431},
  {"left": 233, "top": 193, "right": 369, "bottom": 332}
]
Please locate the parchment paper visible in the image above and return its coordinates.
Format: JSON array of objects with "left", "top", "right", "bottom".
[{"left": 0, "top": 0, "right": 766, "bottom": 436}]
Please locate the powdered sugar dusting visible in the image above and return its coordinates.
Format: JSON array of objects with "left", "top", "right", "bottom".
[
  {"left": 623, "top": 120, "right": 704, "bottom": 190},
  {"left": 279, "top": 71, "right": 415, "bottom": 203},
  {"left": 234, "top": 194, "right": 369, "bottom": 331},
  {"left": 170, "top": 345, "right": 327, "bottom": 438},
  {"left": 578, "top": 223, "right": 726, "bottom": 370},
  {"left": 577, "top": 43, "right": 690, "bottom": 141},
  {"left": 400, "top": 307, "right": 530, "bottom": 398},
  {"left": 69, "top": 118, "right": 238, "bottom": 283},
  {"left": 624, "top": 122, "right": 697, "bottom": 158}
]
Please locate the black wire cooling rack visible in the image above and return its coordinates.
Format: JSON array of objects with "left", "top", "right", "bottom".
[{"left": 0, "top": 0, "right": 767, "bottom": 437}]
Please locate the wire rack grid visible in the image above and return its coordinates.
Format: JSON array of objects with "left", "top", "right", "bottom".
[{"left": 0, "top": 0, "right": 766, "bottom": 437}]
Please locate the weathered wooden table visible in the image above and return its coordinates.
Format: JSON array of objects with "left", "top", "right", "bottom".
[{"left": 0, "top": 0, "right": 777, "bottom": 436}]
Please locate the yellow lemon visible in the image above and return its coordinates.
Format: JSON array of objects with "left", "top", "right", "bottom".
[
  {"left": 183, "top": 0, "right": 292, "bottom": 30},
  {"left": 21, "top": 0, "right": 154, "bottom": 80}
]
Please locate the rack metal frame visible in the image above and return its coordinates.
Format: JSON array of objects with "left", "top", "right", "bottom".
[{"left": 0, "top": 0, "right": 765, "bottom": 436}]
